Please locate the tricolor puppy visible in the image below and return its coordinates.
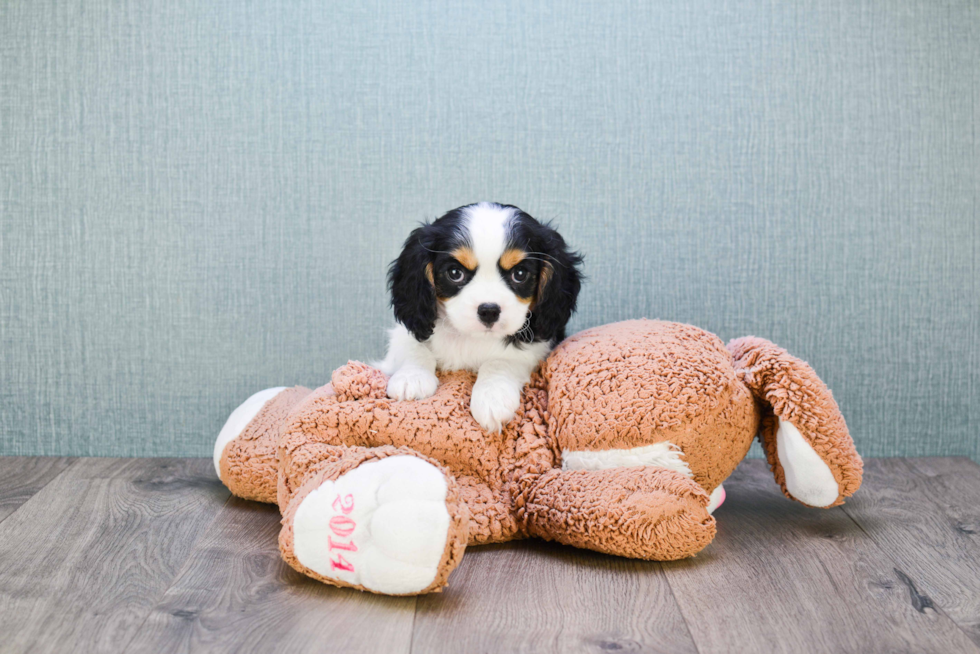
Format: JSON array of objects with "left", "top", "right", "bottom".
[{"left": 378, "top": 202, "right": 583, "bottom": 432}]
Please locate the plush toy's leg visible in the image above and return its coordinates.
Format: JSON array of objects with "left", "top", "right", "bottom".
[
  {"left": 523, "top": 466, "right": 716, "bottom": 561},
  {"left": 728, "top": 337, "right": 863, "bottom": 508},
  {"left": 214, "top": 385, "right": 312, "bottom": 503},
  {"left": 278, "top": 443, "right": 469, "bottom": 596}
]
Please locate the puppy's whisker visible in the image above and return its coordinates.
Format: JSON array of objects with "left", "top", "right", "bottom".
[
  {"left": 416, "top": 240, "right": 456, "bottom": 257},
  {"left": 514, "top": 316, "right": 535, "bottom": 343},
  {"left": 524, "top": 251, "right": 568, "bottom": 268}
]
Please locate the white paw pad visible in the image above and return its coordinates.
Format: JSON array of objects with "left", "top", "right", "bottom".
[
  {"left": 292, "top": 456, "right": 451, "bottom": 595},
  {"left": 213, "top": 387, "right": 286, "bottom": 478},
  {"left": 776, "top": 419, "right": 840, "bottom": 508}
]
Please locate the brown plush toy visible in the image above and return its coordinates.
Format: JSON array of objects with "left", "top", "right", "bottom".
[{"left": 214, "top": 320, "right": 862, "bottom": 596}]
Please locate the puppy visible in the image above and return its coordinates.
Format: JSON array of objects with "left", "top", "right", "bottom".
[{"left": 377, "top": 202, "right": 583, "bottom": 432}]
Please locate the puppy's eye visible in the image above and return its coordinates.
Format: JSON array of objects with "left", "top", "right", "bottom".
[
  {"left": 447, "top": 266, "right": 465, "bottom": 283},
  {"left": 510, "top": 267, "right": 529, "bottom": 284}
]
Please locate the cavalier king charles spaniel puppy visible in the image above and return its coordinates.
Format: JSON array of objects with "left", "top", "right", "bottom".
[{"left": 377, "top": 202, "right": 583, "bottom": 432}]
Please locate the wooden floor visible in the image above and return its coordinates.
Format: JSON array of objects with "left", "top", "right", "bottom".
[{"left": 1, "top": 457, "right": 979, "bottom": 654}]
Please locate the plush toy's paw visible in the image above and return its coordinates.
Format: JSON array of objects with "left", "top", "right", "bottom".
[
  {"left": 776, "top": 419, "right": 840, "bottom": 507},
  {"left": 288, "top": 456, "right": 463, "bottom": 595},
  {"left": 470, "top": 375, "right": 521, "bottom": 432},
  {"left": 387, "top": 366, "right": 439, "bottom": 401},
  {"left": 213, "top": 386, "right": 287, "bottom": 478},
  {"left": 331, "top": 362, "right": 387, "bottom": 401}
]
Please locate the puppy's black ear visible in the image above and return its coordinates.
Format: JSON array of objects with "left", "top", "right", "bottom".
[
  {"left": 388, "top": 225, "right": 438, "bottom": 341},
  {"left": 530, "top": 225, "right": 583, "bottom": 344}
]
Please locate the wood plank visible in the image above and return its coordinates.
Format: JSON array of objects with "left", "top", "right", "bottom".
[
  {"left": 0, "top": 458, "right": 229, "bottom": 654},
  {"left": 663, "top": 459, "right": 980, "bottom": 654},
  {"left": 0, "top": 457, "right": 75, "bottom": 523},
  {"left": 127, "top": 496, "right": 417, "bottom": 654},
  {"left": 412, "top": 539, "right": 698, "bottom": 654},
  {"left": 841, "top": 457, "right": 980, "bottom": 646}
]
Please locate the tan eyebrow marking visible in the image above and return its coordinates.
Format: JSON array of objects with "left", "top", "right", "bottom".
[
  {"left": 451, "top": 247, "right": 478, "bottom": 271},
  {"left": 499, "top": 248, "right": 527, "bottom": 270}
]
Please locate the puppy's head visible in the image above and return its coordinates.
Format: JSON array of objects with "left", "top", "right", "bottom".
[{"left": 389, "top": 202, "right": 583, "bottom": 344}]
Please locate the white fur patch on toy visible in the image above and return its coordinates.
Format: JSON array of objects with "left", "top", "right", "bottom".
[
  {"left": 776, "top": 418, "right": 839, "bottom": 507},
  {"left": 292, "top": 455, "right": 451, "bottom": 595},
  {"left": 706, "top": 483, "right": 726, "bottom": 514},
  {"left": 213, "top": 387, "right": 286, "bottom": 478},
  {"left": 561, "top": 441, "right": 693, "bottom": 478}
]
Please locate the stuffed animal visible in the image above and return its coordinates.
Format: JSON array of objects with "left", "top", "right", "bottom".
[{"left": 214, "top": 319, "right": 862, "bottom": 596}]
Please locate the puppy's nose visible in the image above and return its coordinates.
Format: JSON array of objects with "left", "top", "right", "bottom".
[{"left": 477, "top": 303, "right": 501, "bottom": 326}]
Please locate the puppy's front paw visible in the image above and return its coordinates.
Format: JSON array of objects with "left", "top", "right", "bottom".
[
  {"left": 387, "top": 367, "right": 439, "bottom": 401},
  {"left": 470, "top": 377, "right": 522, "bottom": 432}
]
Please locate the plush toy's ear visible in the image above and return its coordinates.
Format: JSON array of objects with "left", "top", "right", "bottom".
[
  {"left": 388, "top": 225, "right": 438, "bottom": 342},
  {"left": 530, "top": 225, "right": 584, "bottom": 344}
]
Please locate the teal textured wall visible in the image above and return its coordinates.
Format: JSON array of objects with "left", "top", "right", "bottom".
[{"left": 1, "top": 0, "right": 978, "bottom": 458}]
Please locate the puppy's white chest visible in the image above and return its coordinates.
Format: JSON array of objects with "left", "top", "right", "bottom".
[{"left": 428, "top": 324, "right": 506, "bottom": 373}]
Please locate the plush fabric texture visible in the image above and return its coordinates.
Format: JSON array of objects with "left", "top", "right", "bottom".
[
  {"left": 216, "top": 319, "right": 862, "bottom": 595},
  {"left": 220, "top": 385, "right": 312, "bottom": 504},
  {"left": 525, "top": 466, "right": 716, "bottom": 560}
]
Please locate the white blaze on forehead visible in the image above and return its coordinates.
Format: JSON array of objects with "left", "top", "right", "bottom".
[{"left": 462, "top": 203, "right": 513, "bottom": 275}]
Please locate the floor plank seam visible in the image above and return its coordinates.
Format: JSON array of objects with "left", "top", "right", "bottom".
[
  {"left": 407, "top": 597, "right": 420, "bottom": 654},
  {"left": 655, "top": 561, "right": 704, "bottom": 654},
  {"left": 0, "top": 457, "right": 79, "bottom": 528}
]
